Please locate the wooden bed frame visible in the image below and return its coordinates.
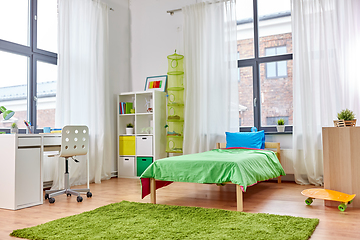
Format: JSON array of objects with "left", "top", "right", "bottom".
[{"left": 149, "top": 142, "right": 281, "bottom": 212}]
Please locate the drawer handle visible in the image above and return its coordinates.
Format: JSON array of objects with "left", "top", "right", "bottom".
[
  {"left": 142, "top": 138, "right": 147, "bottom": 140},
  {"left": 142, "top": 159, "right": 147, "bottom": 161},
  {"left": 125, "top": 159, "right": 129, "bottom": 161}
]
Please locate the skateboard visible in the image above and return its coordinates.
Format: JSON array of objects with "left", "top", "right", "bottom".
[{"left": 301, "top": 188, "right": 356, "bottom": 212}]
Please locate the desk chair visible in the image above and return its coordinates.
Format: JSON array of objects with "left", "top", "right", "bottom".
[{"left": 45, "top": 125, "right": 92, "bottom": 203}]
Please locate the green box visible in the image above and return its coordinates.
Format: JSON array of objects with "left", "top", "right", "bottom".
[{"left": 137, "top": 157, "right": 153, "bottom": 176}]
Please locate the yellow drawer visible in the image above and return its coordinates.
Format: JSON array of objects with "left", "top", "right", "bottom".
[{"left": 119, "top": 136, "right": 135, "bottom": 155}]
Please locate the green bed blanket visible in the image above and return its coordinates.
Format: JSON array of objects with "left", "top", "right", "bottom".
[{"left": 140, "top": 148, "right": 285, "bottom": 192}]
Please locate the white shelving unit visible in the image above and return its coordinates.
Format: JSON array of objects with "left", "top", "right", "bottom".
[{"left": 117, "top": 91, "right": 166, "bottom": 178}]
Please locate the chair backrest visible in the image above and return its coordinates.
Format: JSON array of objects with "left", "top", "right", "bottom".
[{"left": 60, "top": 125, "right": 89, "bottom": 158}]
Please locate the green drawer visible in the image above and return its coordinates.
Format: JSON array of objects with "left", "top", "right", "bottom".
[{"left": 137, "top": 157, "right": 153, "bottom": 177}]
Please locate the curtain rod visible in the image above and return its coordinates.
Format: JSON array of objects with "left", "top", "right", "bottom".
[
  {"left": 167, "top": 8, "right": 182, "bottom": 15},
  {"left": 167, "top": 1, "right": 230, "bottom": 15},
  {"left": 57, "top": 6, "right": 114, "bottom": 12}
]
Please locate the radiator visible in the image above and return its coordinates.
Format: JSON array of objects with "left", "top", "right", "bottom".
[{"left": 280, "top": 149, "right": 294, "bottom": 174}]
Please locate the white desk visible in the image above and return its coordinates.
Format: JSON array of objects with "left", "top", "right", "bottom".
[{"left": 0, "top": 134, "right": 61, "bottom": 210}]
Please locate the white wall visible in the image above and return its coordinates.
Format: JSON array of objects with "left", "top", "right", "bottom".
[
  {"left": 130, "top": 0, "right": 196, "bottom": 91},
  {"left": 129, "top": 0, "right": 293, "bottom": 146},
  {"left": 103, "top": 0, "right": 131, "bottom": 173},
  {"left": 265, "top": 134, "right": 292, "bottom": 149}
]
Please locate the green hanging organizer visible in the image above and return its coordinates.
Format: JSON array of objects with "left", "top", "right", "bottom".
[
  {"left": 166, "top": 51, "right": 184, "bottom": 153},
  {"left": 167, "top": 51, "right": 184, "bottom": 75}
]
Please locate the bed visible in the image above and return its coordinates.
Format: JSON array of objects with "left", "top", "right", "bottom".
[{"left": 140, "top": 142, "right": 285, "bottom": 211}]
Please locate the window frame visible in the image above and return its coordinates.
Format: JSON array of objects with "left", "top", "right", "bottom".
[
  {"left": 238, "top": 0, "right": 293, "bottom": 133},
  {"left": 0, "top": 0, "right": 58, "bottom": 132},
  {"left": 265, "top": 46, "right": 288, "bottom": 79}
]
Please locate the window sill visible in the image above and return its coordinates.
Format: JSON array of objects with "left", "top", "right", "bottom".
[
  {"left": 239, "top": 126, "right": 293, "bottom": 134},
  {"left": 265, "top": 131, "right": 292, "bottom": 135}
]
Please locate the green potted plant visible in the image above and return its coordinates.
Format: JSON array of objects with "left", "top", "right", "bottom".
[
  {"left": 11, "top": 122, "right": 18, "bottom": 134},
  {"left": 126, "top": 123, "right": 134, "bottom": 135},
  {"left": 276, "top": 118, "right": 285, "bottom": 132},
  {"left": 334, "top": 109, "right": 356, "bottom": 127}
]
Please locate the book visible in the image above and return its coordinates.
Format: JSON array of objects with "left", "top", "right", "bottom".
[
  {"left": 125, "top": 102, "right": 133, "bottom": 114},
  {"left": 50, "top": 130, "right": 62, "bottom": 133},
  {"left": 122, "top": 102, "right": 125, "bottom": 114},
  {"left": 120, "top": 102, "right": 125, "bottom": 114}
]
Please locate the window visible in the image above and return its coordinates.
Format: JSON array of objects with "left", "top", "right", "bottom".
[
  {"left": 0, "top": 0, "right": 58, "bottom": 132},
  {"left": 0, "top": 0, "right": 30, "bottom": 46},
  {"left": 238, "top": 66, "right": 254, "bottom": 127},
  {"left": 265, "top": 46, "right": 288, "bottom": 78},
  {"left": 0, "top": 51, "right": 29, "bottom": 129},
  {"left": 237, "top": 0, "right": 293, "bottom": 132}
]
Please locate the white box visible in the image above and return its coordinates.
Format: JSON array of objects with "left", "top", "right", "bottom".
[
  {"left": 118, "top": 156, "right": 135, "bottom": 177},
  {"left": 136, "top": 136, "right": 152, "bottom": 156}
]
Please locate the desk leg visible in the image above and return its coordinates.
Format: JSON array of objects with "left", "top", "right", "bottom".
[
  {"left": 150, "top": 178, "right": 156, "bottom": 204},
  {"left": 236, "top": 184, "right": 243, "bottom": 212},
  {"left": 87, "top": 154, "right": 90, "bottom": 189}
]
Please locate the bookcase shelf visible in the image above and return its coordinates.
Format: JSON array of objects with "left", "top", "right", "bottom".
[
  {"left": 117, "top": 91, "right": 166, "bottom": 178},
  {"left": 136, "top": 112, "right": 153, "bottom": 115}
]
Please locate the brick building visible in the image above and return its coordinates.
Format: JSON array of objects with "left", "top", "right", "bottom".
[
  {"left": 237, "top": 12, "right": 293, "bottom": 127},
  {"left": 0, "top": 82, "right": 56, "bottom": 129}
]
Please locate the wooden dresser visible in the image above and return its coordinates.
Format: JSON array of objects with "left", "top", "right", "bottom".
[{"left": 322, "top": 127, "right": 360, "bottom": 208}]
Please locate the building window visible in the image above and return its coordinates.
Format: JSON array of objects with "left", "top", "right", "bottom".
[
  {"left": 0, "top": 0, "right": 58, "bottom": 131},
  {"left": 236, "top": 0, "right": 293, "bottom": 132},
  {"left": 266, "top": 116, "right": 289, "bottom": 126},
  {"left": 265, "top": 46, "right": 288, "bottom": 78}
]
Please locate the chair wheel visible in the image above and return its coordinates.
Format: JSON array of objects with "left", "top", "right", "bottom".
[
  {"left": 77, "top": 196, "right": 83, "bottom": 202},
  {"left": 67, "top": 193, "right": 71, "bottom": 197},
  {"left": 45, "top": 193, "right": 49, "bottom": 200},
  {"left": 49, "top": 197, "right": 55, "bottom": 203},
  {"left": 87, "top": 192, "right": 92, "bottom": 198}
]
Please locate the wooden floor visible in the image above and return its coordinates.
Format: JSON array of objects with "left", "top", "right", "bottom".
[{"left": 1, "top": 178, "right": 360, "bottom": 239}]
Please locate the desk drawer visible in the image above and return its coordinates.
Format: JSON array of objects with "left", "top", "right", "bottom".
[
  {"left": 43, "top": 136, "right": 61, "bottom": 146},
  {"left": 18, "top": 137, "right": 41, "bottom": 147}
]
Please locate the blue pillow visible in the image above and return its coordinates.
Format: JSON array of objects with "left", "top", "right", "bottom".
[{"left": 225, "top": 131, "right": 265, "bottom": 149}]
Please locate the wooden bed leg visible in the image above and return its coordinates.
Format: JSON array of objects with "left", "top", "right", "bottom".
[
  {"left": 276, "top": 143, "right": 281, "bottom": 184},
  {"left": 236, "top": 184, "right": 243, "bottom": 212},
  {"left": 150, "top": 178, "right": 156, "bottom": 204}
]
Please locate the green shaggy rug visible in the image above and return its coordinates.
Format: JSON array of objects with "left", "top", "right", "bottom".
[{"left": 11, "top": 201, "right": 319, "bottom": 240}]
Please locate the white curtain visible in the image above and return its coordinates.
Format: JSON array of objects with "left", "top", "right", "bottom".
[
  {"left": 182, "top": 0, "right": 239, "bottom": 154},
  {"left": 53, "top": 0, "right": 112, "bottom": 189},
  {"left": 291, "top": 0, "right": 360, "bottom": 185}
]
